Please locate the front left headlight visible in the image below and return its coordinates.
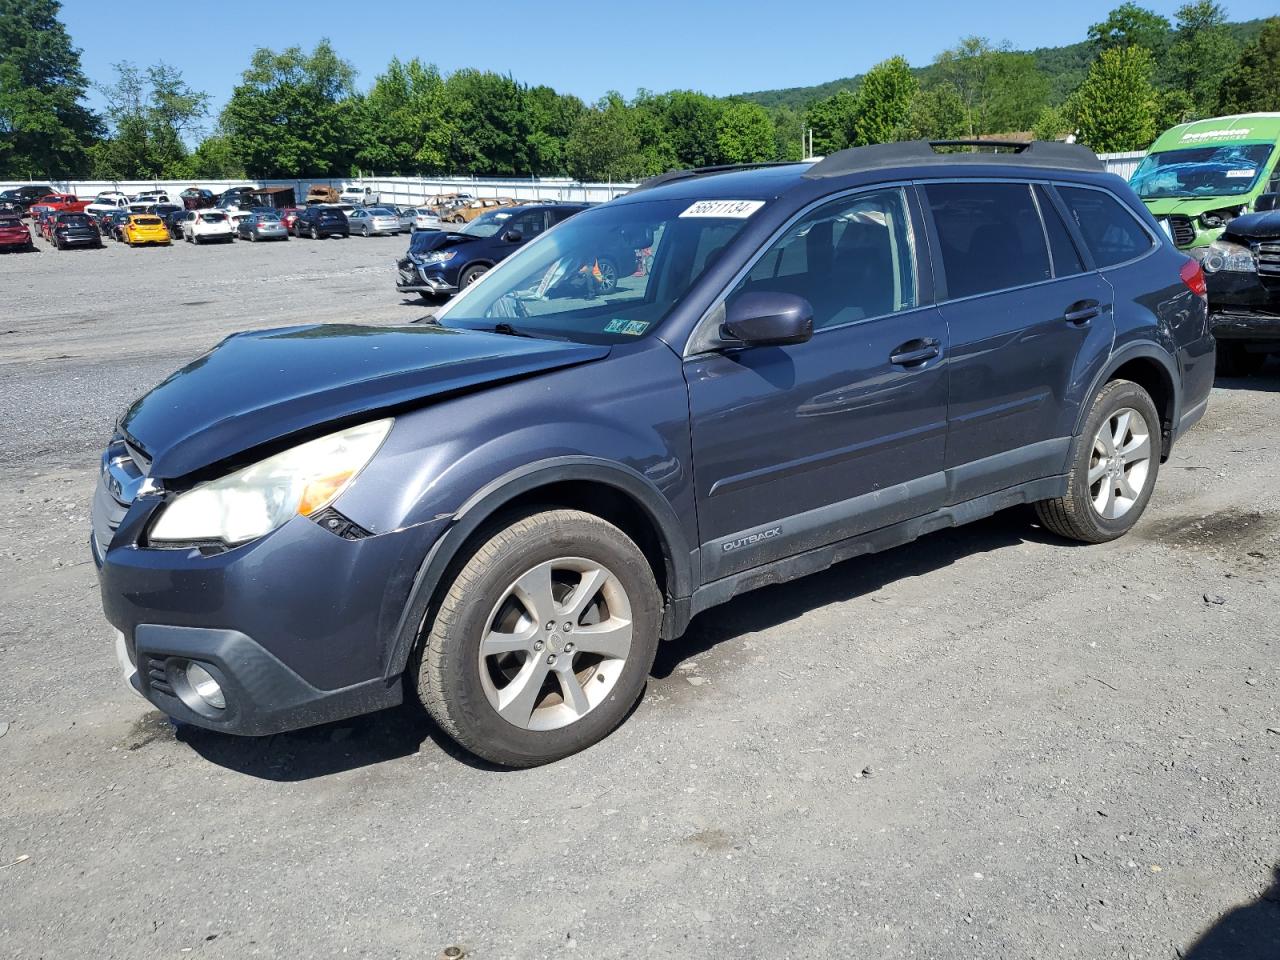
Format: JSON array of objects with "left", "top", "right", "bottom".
[
  {"left": 149, "top": 419, "right": 392, "bottom": 545},
  {"left": 1199, "top": 240, "right": 1256, "bottom": 274},
  {"left": 416, "top": 250, "right": 457, "bottom": 265}
]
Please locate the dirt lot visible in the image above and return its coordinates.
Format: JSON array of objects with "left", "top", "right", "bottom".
[{"left": 0, "top": 235, "right": 1277, "bottom": 959}]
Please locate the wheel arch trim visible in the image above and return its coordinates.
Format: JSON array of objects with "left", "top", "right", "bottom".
[
  {"left": 1076, "top": 341, "right": 1181, "bottom": 443},
  {"left": 382, "top": 456, "right": 693, "bottom": 679}
]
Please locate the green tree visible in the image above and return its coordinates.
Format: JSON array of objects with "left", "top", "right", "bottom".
[
  {"left": 804, "top": 89, "right": 857, "bottom": 155},
  {"left": 184, "top": 133, "right": 244, "bottom": 179},
  {"left": 1218, "top": 17, "right": 1280, "bottom": 113},
  {"left": 221, "top": 40, "right": 359, "bottom": 177},
  {"left": 355, "top": 58, "right": 450, "bottom": 174},
  {"left": 1070, "top": 45, "right": 1159, "bottom": 152},
  {"left": 648, "top": 90, "right": 724, "bottom": 168},
  {"left": 0, "top": 0, "right": 99, "bottom": 178},
  {"left": 1031, "top": 105, "right": 1068, "bottom": 141},
  {"left": 440, "top": 69, "right": 531, "bottom": 176},
  {"left": 1165, "top": 1, "right": 1239, "bottom": 117},
  {"left": 565, "top": 93, "right": 642, "bottom": 181},
  {"left": 525, "top": 85, "right": 583, "bottom": 176},
  {"left": 1087, "top": 3, "right": 1172, "bottom": 55},
  {"left": 770, "top": 104, "right": 805, "bottom": 162},
  {"left": 849, "top": 56, "right": 917, "bottom": 146},
  {"left": 905, "top": 82, "right": 969, "bottom": 140},
  {"left": 93, "top": 61, "right": 208, "bottom": 178},
  {"left": 716, "top": 101, "right": 775, "bottom": 163},
  {"left": 932, "top": 37, "right": 1049, "bottom": 135}
]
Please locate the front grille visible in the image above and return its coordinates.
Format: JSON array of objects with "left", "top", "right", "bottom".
[
  {"left": 1167, "top": 215, "right": 1196, "bottom": 248},
  {"left": 91, "top": 436, "right": 150, "bottom": 555},
  {"left": 1257, "top": 241, "right": 1280, "bottom": 277}
]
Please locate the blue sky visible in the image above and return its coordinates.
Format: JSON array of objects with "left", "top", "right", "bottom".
[{"left": 62, "top": 0, "right": 1277, "bottom": 124}]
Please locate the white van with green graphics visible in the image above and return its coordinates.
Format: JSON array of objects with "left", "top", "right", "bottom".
[{"left": 1130, "top": 113, "right": 1280, "bottom": 251}]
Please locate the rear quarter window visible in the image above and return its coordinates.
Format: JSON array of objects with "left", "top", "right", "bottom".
[
  {"left": 924, "top": 182, "right": 1052, "bottom": 299},
  {"left": 1057, "top": 186, "right": 1154, "bottom": 269}
]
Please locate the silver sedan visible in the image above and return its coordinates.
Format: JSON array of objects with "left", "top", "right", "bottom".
[
  {"left": 237, "top": 213, "right": 289, "bottom": 241},
  {"left": 349, "top": 206, "right": 402, "bottom": 237}
]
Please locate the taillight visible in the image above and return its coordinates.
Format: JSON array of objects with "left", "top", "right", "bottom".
[{"left": 1180, "top": 258, "right": 1207, "bottom": 299}]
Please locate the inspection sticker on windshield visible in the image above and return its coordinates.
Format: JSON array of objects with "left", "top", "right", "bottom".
[
  {"left": 1226, "top": 168, "right": 1256, "bottom": 178},
  {"left": 604, "top": 319, "right": 649, "bottom": 336},
  {"left": 679, "top": 199, "right": 765, "bottom": 219}
]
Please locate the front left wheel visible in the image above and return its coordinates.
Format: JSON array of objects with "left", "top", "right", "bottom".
[{"left": 414, "top": 509, "right": 661, "bottom": 767}]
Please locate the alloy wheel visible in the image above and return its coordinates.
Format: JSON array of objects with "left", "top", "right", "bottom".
[
  {"left": 478, "top": 557, "right": 633, "bottom": 732},
  {"left": 1089, "top": 407, "right": 1152, "bottom": 520}
]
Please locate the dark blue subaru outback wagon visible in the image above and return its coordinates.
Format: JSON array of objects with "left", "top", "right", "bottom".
[{"left": 93, "top": 141, "right": 1215, "bottom": 766}]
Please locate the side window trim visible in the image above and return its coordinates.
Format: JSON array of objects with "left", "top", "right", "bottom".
[
  {"left": 1052, "top": 179, "right": 1160, "bottom": 272},
  {"left": 683, "top": 181, "right": 922, "bottom": 357},
  {"left": 1027, "top": 184, "right": 1058, "bottom": 277},
  {"left": 1038, "top": 183, "right": 1097, "bottom": 272}
]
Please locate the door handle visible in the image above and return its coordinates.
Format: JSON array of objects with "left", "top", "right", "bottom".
[
  {"left": 1064, "top": 300, "right": 1102, "bottom": 325},
  {"left": 889, "top": 337, "right": 941, "bottom": 367}
]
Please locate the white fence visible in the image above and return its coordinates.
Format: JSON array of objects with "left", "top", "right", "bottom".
[
  {"left": 2, "top": 151, "right": 1148, "bottom": 201},
  {"left": 1098, "top": 151, "right": 1147, "bottom": 179}
]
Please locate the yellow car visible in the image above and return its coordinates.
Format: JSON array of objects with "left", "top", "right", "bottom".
[{"left": 121, "top": 215, "right": 171, "bottom": 247}]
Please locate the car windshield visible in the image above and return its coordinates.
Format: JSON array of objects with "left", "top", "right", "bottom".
[
  {"left": 1130, "top": 143, "right": 1274, "bottom": 199},
  {"left": 461, "top": 210, "right": 513, "bottom": 238},
  {"left": 201, "top": 213, "right": 226, "bottom": 222},
  {"left": 435, "top": 197, "right": 764, "bottom": 344},
  {"left": 59, "top": 214, "right": 90, "bottom": 226},
  {"left": 368, "top": 207, "right": 393, "bottom": 216},
  {"left": 415, "top": 208, "right": 435, "bottom": 216},
  {"left": 0, "top": 218, "right": 21, "bottom": 227},
  {"left": 257, "top": 213, "right": 280, "bottom": 222},
  {"left": 135, "top": 217, "right": 162, "bottom": 225}
]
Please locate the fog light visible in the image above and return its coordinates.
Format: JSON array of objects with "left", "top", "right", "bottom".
[{"left": 185, "top": 662, "right": 226, "bottom": 709}]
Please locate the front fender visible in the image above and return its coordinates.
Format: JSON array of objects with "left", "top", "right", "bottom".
[{"left": 379, "top": 456, "right": 696, "bottom": 679}]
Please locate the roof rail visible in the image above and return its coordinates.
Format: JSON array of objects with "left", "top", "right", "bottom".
[
  {"left": 630, "top": 162, "right": 800, "bottom": 193},
  {"left": 803, "top": 139, "right": 1102, "bottom": 179}
]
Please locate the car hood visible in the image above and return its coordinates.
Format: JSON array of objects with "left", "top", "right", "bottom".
[
  {"left": 1223, "top": 211, "right": 1280, "bottom": 242},
  {"left": 1142, "top": 197, "right": 1247, "bottom": 216},
  {"left": 402, "top": 231, "right": 481, "bottom": 260},
  {"left": 120, "top": 323, "right": 611, "bottom": 478}
]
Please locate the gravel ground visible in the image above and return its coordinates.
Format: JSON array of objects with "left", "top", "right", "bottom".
[{"left": 0, "top": 235, "right": 1277, "bottom": 960}]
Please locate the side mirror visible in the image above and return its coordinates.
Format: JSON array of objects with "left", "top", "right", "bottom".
[
  {"left": 1255, "top": 193, "right": 1279, "bottom": 213},
  {"left": 722, "top": 291, "right": 814, "bottom": 347},
  {"left": 503, "top": 229, "right": 523, "bottom": 243}
]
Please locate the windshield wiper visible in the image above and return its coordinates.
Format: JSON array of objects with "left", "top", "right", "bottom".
[{"left": 491, "top": 322, "right": 534, "bottom": 338}]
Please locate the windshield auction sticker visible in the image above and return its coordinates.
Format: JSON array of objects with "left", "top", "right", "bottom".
[{"left": 679, "top": 200, "right": 765, "bottom": 219}]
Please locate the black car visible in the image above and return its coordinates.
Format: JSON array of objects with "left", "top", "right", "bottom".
[
  {"left": 50, "top": 212, "right": 102, "bottom": 250},
  {"left": 164, "top": 208, "right": 189, "bottom": 239},
  {"left": 91, "top": 140, "right": 1215, "bottom": 767},
  {"left": 92, "top": 208, "right": 119, "bottom": 236},
  {"left": 107, "top": 211, "right": 133, "bottom": 242},
  {"left": 0, "top": 184, "right": 54, "bottom": 214},
  {"left": 1201, "top": 210, "right": 1280, "bottom": 376},
  {"left": 396, "top": 203, "right": 596, "bottom": 299},
  {"left": 293, "top": 206, "right": 349, "bottom": 239},
  {"left": 181, "top": 188, "right": 215, "bottom": 210}
]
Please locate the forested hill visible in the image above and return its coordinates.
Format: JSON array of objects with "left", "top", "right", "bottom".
[{"left": 739, "top": 16, "right": 1271, "bottom": 110}]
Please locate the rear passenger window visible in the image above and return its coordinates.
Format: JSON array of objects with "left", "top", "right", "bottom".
[
  {"left": 1035, "top": 185, "right": 1085, "bottom": 276},
  {"left": 1058, "top": 186, "right": 1153, "bottom": 268},
  {"left": 735, "top": 187, "right": 917, "bottom": 330},
  {"left": 925, "top": 182, "right": 1051, "bottom": 299}
]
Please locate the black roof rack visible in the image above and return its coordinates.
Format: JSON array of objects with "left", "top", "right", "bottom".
[
  {"left": 630, "top": 161, "right": 800, "bottom": 193},
  {"left": 803, "top": 139, "right": 1102, "bottom": 179}
]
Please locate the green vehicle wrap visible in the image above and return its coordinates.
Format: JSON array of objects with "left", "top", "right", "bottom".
[{"left": 1130, "top": 113, "right": 1280, "bottom": 252}]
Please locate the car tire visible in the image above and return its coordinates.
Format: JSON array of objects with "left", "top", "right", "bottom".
[
  {"left": 361, "top": 225, "right": 369, "bottom": 237},
  {"left": 413, "top": 508, "right": 661, "bottom": 768},
  {"left": 460, "top": 264, "right": 489, "bottom": 288},
  {"left": 596, "top": 256, "right": 627, "bottom": 293},
  {"left": 1214, "top": 341, "right": 1265, "bottom": 378},
  {"left": 1034, "top": 379, "right": 1161, "bottom": 544},
  {"left": 310, "top": 226, "right": 319, "bottom": 240},
  {"left": 249, "top": 231, "right": 256, "bottom": 242}
]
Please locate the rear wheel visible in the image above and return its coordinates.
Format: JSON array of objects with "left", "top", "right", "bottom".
[
  {"left": 414, "top": 509, "right": 661, "bottom": 767},
  {"left": 1215, "top": 341, "right": 1266, "bottom": 378},
  {"left": 361, "top": 224, "right": 370, "bottom": 237},
  {"left": 1035, "top": 379, "right": 1161, "bottom": 543},
  {"left": 310, "top": 226, "right": 319, "bottom": 240}
]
